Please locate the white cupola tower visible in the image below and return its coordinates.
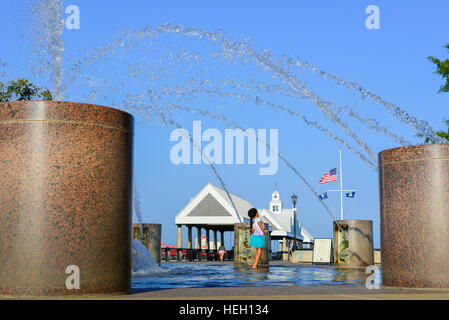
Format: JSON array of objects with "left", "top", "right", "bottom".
[{"left": 270, "top": 190, "right": 282, "bottom": 214}]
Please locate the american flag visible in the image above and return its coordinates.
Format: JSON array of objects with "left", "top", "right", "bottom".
[{"left": 319, "top": 168, "right": 337, "bottom": 184}]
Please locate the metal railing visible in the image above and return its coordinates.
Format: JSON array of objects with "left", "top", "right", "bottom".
[{"left": 160, "top": 248, "right": 234, "bottom": 262}]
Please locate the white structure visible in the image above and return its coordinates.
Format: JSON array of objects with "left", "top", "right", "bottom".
[
  {"left": 258, "top": 189, "right": 314, "bottom": 256},
  {"left": 174, "top": 183, "right": 313, "bottom": 261}
]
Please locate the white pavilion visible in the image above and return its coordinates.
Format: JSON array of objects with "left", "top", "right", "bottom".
[{"left": 174, "top": 183, "right": 313, "bottom": 260}]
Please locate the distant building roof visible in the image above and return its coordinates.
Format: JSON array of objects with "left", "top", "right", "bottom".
[
  {"left": 175, "top": 183, "right": 252, "bottom": 227},
  {"left": 174, "top": 183, "right": 313, "bottom": 242}
]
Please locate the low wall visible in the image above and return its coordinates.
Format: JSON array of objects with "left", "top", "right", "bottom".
[
  {"left": 374, "top": 249, "right": 381, "bottom": 265},
  {"left": 291, "top": 249, "right": 314, "bottom": 264}
]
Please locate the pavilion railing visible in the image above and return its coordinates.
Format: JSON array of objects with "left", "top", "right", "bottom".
[{"left": 160, "top": 248, "right": 234, "bottom": 262}]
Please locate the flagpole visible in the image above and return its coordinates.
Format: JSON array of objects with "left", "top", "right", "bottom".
[{"left": 339, "top": 147, "right": 343, "bottom": 220}]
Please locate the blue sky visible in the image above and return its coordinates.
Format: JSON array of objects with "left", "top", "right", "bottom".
[{"left": 1, "top": 1, "right": 449, "bottom": 248}]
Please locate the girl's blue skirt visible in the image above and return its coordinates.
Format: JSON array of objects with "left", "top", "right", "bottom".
[{"left": 249, "top": 235, "right": 266, "bottom": 248}]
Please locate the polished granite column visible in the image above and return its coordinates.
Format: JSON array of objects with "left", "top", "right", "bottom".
[
  {"left": 0, "top": 101, "right": 134, "bottom": 295},
  {"left": 379, "top": 144, "right": 449, "bottom": 288}
]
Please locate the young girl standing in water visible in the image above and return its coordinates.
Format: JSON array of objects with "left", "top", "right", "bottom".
[{"left": 247, "top": 208, "right": 268, "bottom": 269}]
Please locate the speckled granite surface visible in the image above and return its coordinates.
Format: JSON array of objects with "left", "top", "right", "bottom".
[
  {"left": 0, "top": 101, "right": 134, "bottom": 295},
  {"left": 379, "top": 144, "right": 449, "bottom": 288}
]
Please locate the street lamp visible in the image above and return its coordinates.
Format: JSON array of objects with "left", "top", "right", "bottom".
[
  {"left": 291, "top": 193, "right": 297, "bottom": 207},
  {"left": 291, "top": 193, "right": 298, "bottom": 249}
]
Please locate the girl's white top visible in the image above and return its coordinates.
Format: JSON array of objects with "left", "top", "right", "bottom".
[{"left": 253, "top": 217, "right": 264, "bottom": 235}]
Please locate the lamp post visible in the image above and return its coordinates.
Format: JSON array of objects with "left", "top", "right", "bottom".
[{"left": 291, "top": 193, "right": 298, "bottom": 249}]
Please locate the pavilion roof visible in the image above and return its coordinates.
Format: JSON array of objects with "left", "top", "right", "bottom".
[{"left": 175, "top": 183, "right": 252, "bottom": 227}]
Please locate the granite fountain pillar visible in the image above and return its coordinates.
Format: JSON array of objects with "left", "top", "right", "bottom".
[
  {"left": 0, "top": 101, "right": 134, "bottom": 295},
  {"left": 379, "top": 144, "right": 449, "bottom": 288}
]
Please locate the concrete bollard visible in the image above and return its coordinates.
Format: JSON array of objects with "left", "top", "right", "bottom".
[
  {"left": 234, "top": 223, "right": 270, "bottom": 268},
  {"left": 333, "top": 220, "right": 374, "bottom": 267},
  {"left": 133, "top": 223, "right": 162, "bottom": 265}
]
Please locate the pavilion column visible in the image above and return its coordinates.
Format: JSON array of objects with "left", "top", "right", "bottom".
[
  {"left": 268, "top": 232, "right": 272, "bottom": 261},
  {"left": 187, "top": 225, "right": 193, "bottom": 261},
  {"left": 282, "top": 237, "right": 288, "bottom": 261},
  {"left": 187, "top": 226, "right": 192, "bottom": 249},
  {"left": 205, "top": 228, "right": 210, "bottom": 260},
  {"left": 213, "top": 229, "right": 218, "bottom": 250},
  {"left": 220, "top": 230, "right": 226, "bottom": 260},
  {"left": 197, "top": 226, "right": 202, "bottom": 261},
  {"left": 205, "top": 228, "right": 210, "bottom": 250},
  {"left": 196, "top": 226, "right": 202, "bottom": 249},
  {"left": 176, "top": 225, "right": 182, "bottom": 261},
  {"left": 220, "top": 230, "right": 225, "bottom": 247}
]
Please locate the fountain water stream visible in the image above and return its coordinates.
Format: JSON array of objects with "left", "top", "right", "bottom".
[
  {"left": 29, "top": 0, "right": 64, "bottom": 100},
  {"left": 24, "top": 0, "right": 448, "bottom": 258},
  {"left": 73, "top": 23, "right": 446, "bottom": 144},
  {"left": 133, "top": 187, "right": 144, "bottom": 236},
  {"left": 132, "top": 240, "right": 166, "bottom": 275}
]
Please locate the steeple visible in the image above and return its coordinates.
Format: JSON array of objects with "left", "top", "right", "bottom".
[{"left": 270, "top": 189, "right": 282, "bottom": 213}]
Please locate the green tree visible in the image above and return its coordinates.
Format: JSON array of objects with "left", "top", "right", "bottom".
[
  {"left": 421, "top": 45, "right": 449, "bottom": 143},
  {"left": 0, "top": 78, "right": 52, "bottom": 102},
  {"left": 428, "top": 44, "right": 449, "bottom": 93}
]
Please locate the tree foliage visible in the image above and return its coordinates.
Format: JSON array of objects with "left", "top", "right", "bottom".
[
  {"left": 418, "top": 119, "right": 449, "bottom": 143},
  {"left": 421, "top": 45, "right": 449, "bottom": 143},
  {"left": 428, "top": 44, "right": 449, "bottom": 93},
  {"left": 0, "top": 78, "right": 52, "bottom": 102}
]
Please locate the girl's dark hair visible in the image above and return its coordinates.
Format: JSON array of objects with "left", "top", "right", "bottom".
[{"left": 248, "top": 208, "right": 258, "bottom": 232}]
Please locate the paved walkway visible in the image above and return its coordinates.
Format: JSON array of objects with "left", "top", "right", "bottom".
[
  {"left": 128, "top": 285, "right": 449, "bottom": 300},
  {"left": 120, "top": 261, "right": 449, "bottom": 300},
  {"left": 3, "top": 285, "right": 448, "bottom": 300},
  {"left": 1, "top": 262, "right": 448, "bottom": 300}
]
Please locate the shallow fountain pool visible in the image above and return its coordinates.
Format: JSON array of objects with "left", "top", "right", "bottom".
[{"left": 132, "top": 263, "right": 380, "bottom": 291}]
